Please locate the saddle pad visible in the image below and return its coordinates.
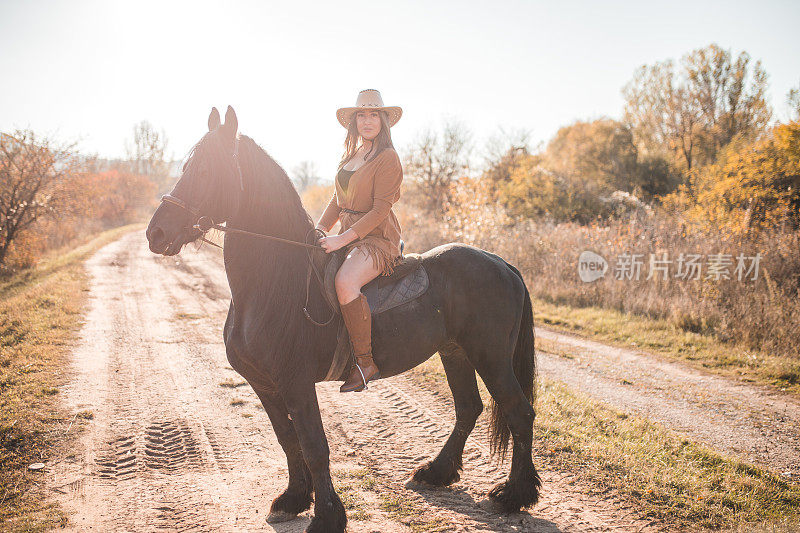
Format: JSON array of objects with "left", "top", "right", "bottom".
[
  {"left": 362, "top": 265, "right": 428, "bottom": 314},
  {"left": 322, "top": 250, "right": 429, "bottom": 316}
]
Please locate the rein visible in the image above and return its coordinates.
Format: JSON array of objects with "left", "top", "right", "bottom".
[{"left": 159, "top": 192, "right": 337, "bottom": 327}]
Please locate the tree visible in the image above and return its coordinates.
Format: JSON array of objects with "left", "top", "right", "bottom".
[
  {"left": 480, "top": 126, "right": 534, "bottom": 196},
  {"left": 623, "top": 60, "right": 702, "bottom": 171},
  {"left": 623, "top": 43, "right": 772, "bottom": 172},
  {"left": 291, "top": 160, "right": 320, "bottom": 193},
  {"left": 636, "top": 153, "right": 681, "bottom": 200},
  {"left": 788, "top": 81, "right": 800, "bottom": 122},
  {"left": 124, "top": 120, "right": 170, "bottom": 194},
  {"left": 543, "top": 118, "right": 642, "bottom": 193},
  {"left": 496, "top": 152, "right": 609, "bottom": 224},
  {"left": 402, "top": 117, "right": 473, "bottom": 216},
  {"left": 684, "top": 44, "right": 771, "bottom": 160},
  {"left": 68, "top": 169, "right": 156, "bottom": 224},
  {"left": 662, "top": 121, "right": 800, "bottom": 235},
  {"left": 490, "top": 119, "right": 678, "bottom": 223},
  {"left": 0, "top": 130, "right": 80, "bottom": 267}
]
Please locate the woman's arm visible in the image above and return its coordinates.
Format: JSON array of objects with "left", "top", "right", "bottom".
[
  {"left": 316, "top": 191, "right": 341, "bottom": 232},
  {"left": 349, "top": 150, "right": 403, "bottom": 239}
]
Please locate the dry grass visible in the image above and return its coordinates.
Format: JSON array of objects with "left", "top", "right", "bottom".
[
  {"left": 409, "top": 355, "right": 800, "bottom": 531},
  {"left": 0, "top": 224, "right": 142, "bottom": 531},
  {"left": 218, "top": 379, "right": 247, "bottom": 389}
]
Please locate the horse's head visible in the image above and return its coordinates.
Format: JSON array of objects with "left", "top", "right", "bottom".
[{"left": 146, "top": 106, "right": 241, "bottom": 256}]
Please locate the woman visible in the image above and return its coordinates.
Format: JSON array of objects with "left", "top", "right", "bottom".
[{"left": 315, "top": 89, "right": 404, "bottom": 393}]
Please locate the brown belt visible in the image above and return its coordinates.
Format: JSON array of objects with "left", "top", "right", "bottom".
[{"left": 341, "top": 207, "right": 366, "bottom": 214}]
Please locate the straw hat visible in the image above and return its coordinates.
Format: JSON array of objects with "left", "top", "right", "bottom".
[{"left": 336, "top": 89, "right": 402, "bottom": 129}]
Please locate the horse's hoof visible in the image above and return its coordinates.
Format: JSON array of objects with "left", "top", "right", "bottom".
[
  {"left": 266, "top": 510, "right": 298, "bottom": 523},
  {"left": 479, "top": 496, "right": 506, "bottom": 513},
  {"left": 409, "top": 460, "right": 461, "bottom": 487},
  {"left": 487, "top": 475, "right": 541, "bottom": 512}
]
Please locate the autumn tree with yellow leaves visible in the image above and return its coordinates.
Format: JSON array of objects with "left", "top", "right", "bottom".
[
  {"left": 489, "top": 118, "right": 676, "bottom": 223},
  {"left": 662, "top": 121, "right": 800, "bottom": 235}
]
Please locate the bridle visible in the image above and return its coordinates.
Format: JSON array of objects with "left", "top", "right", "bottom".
[
  {"left": 157, "top": 141, "right": 337, "bottom": 327},
  {"left": 161, "top": 193, "right": 326, "bottom": 252},
  {"left": 158, "top": 192, "right": 336, "bottom": 327}
]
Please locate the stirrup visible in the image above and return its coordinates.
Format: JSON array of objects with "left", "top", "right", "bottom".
[{"left": 355, "top": 363, "right": 368, "bottom": 391}]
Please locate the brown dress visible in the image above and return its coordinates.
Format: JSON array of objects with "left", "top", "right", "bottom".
[{"left": 318, "top": 147, "right": 404, "bottom": 276}]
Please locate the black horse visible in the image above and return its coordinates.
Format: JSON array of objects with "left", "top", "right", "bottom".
[{"left": 145, "top": 106, "right": 541, "bottom": 533}]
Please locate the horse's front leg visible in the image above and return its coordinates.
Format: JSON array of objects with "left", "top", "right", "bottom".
[
  {"left": 283, "top": 384, "right": 346, "bottom": 533},
  {"left": 251, "top": 386, "right": 314, "bottom": 522}
]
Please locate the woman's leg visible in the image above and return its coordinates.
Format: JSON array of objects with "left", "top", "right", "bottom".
[
  {"left": 335, "top": 245, "right": 382, "bottom": 392},
  {"left": 334, "top": 245, "right": 382, "bottom": 304}
]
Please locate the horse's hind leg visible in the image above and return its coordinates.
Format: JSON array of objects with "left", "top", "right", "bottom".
[
  {"left": 251, "top": 386, "right": 314, "bottom": 522},
  {"left": 409, "top": 342, "right": 483, "bottom": 487},
  {"left": 476, "top": 361, "right": 541, "bottom": 512}
]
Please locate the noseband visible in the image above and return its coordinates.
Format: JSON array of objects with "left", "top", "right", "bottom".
[{"left": 157, "top": 141, "right": 336, "bottom": 326}]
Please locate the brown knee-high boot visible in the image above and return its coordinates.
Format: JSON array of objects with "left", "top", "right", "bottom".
[{"left": 339, "top": 292, "right": 380, "bottom": 392}]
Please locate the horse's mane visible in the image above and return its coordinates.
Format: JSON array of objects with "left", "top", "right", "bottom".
[
  {"left": 236, "top": 135, "right": 315, "bottom": 236},
  {"left": 219, "top": 134, "right": 330, "bottom": 383}
]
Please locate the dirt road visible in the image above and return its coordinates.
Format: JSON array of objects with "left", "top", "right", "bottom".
[
  {"left": 49, "top": 232, "right": 668, "bottom": 532},
  {"left": 535, "top": 329, "right": 800, "bottom": 482}
]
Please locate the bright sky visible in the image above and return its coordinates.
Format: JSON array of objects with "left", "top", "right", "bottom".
[{"left": 1, "top": 0, "right": 798, "bottom": 183}]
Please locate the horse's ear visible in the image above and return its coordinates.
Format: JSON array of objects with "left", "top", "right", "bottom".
[
  {"left": 222, "top": 105, "right": 238, "bottom": 139},
  {"left": 208, "top": 107, "right": 221, "bottom": 131}
]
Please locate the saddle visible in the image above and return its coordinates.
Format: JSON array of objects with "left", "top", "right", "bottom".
[{"left": 321, "top": 240, "right": 430, "bottom": 381}]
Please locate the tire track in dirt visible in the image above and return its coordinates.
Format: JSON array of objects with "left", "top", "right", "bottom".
[{"left": 535, "top": 329, "right": 800, "bottom": 481}]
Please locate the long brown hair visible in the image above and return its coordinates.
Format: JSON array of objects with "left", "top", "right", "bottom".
[{"left": 337, "top": 109, "right": 395, "bottom": 171}]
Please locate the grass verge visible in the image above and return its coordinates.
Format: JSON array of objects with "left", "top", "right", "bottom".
[
  {"left": 410, "top": 354, "right": 800, "bottom": 531},
  {"left": 532, "top": 296, "right": 800, "bottom": 396},
  {"left": 0, "top": 224, "right": 142, "bottom": 531}
]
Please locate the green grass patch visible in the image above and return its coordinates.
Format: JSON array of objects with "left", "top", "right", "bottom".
[
  {"left": 332, "top": 468, "right": 373, "bottom": 521},
  {"left": 332, "top": 465, "right": 447, "bottom": 531},
  {"left": 0, "top": 224, "right": 142, "bottom": 531},
  {"left": 533, "top": 296, "right": 800, "bottom": 396},
  {"left": 173, "top": 312, "right": 203, "bottom": 321},
  {"left": 377, "top": 491, "right": 448, "bottom": 532},
  {"left": 410, "top": 354, "right": 800, "bottom": 531},
  {"left": 378, "top": 493, "right": 415, "bottom": 519}
]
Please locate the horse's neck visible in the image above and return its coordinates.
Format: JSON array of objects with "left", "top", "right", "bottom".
[
  {"left": 222, "top": 147, "right": 319, "bottom": 307},
  {"left": 221, "top": 208, "right": 312, "bottom": 304}
]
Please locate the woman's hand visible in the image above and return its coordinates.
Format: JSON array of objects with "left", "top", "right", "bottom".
[
  {"left": 318, "top": 229, "right": 357, "bottom": 253},
  {"left": 319, "top": 234, "right": 348, "bottom": 253}
]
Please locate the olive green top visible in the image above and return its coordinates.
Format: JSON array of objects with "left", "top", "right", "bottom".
[{"left": 337, "top": 167, "right": 356, "bottom": 190}]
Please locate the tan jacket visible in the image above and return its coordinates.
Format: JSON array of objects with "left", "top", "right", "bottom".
[{"left": 318, "top": 147, "right": 403, "bottom": 274}]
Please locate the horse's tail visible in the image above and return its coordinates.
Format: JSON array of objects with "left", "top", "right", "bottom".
[{"left": 489, "top": 261, "right": 536, "bottom": 461}]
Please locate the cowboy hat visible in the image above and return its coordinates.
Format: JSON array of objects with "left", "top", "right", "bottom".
[{"left": 336, "top": 89, "right": 402, "bottom": 129}]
